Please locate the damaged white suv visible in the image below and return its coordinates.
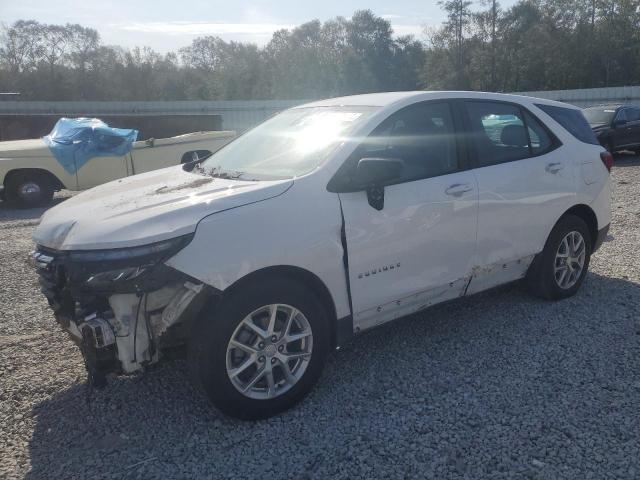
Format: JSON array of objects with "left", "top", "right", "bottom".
[{"left": 31, "top": 92, "right": 611, "bottom": 419}]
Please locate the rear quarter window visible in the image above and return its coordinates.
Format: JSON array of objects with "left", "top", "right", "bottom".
[{"left": 535, "top": 104, "right": 600, "bottom": 146}]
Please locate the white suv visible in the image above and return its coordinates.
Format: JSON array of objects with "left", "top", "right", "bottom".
[{"left": 31, "top": 92, "right": 612, "bottom": 419}]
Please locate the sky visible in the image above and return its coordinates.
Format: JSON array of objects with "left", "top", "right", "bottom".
[{"left": 0, "top": 0, "right": 454, "bottom": 52}]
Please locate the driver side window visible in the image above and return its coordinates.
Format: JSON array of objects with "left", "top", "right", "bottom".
[{"left": 358, "top": 101, "right": 459, "bottom": 184}]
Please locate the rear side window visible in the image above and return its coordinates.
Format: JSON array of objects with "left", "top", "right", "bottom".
[
  {"left": 465, "top": 101, "right": 554, "bottom": 167},
  {"left": 535, "top": 103, "right": 600, "bottom": 145},
  {"left": 524, "top": 111, "right": 554, "bottom": 154}
]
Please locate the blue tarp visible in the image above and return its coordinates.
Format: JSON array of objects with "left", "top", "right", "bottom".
[{"left": 43, "top": 118, "right": 138, "bottom": 175}]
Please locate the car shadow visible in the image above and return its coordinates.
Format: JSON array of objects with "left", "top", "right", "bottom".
[
  {"left": 25, "top": 272, "right": 640, "bottom": 479},
  {"left": 613, "top": 152, "right": 640, "bottom": 167},
  {"left": 0, "top": 194, "right": 69, "bottom": 222}
]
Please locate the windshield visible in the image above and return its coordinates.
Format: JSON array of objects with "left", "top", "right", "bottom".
[
  {"left": 199, "top": 106, "right": 378, "bottom": 180},
  {"left": 583, "top": 107, "right": 617, "bottom": 125}
]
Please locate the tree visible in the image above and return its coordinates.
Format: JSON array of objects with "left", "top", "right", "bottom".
[
  {"left": 4, "top": 3, "right": 640, "bottom": 101},
  {"left": 0, "top": 21, "right": 43, "bottom": 78},
  {"left": 66, "top": 24, "right": 100, "bottom": 99},
  {"left": 438, "top": 0, "right": 473, "bottom": 88},
  {"left": 41, "top": 24, "right": 69, "bottom": 79}
]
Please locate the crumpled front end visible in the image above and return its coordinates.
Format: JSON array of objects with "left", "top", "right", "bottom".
[{"left": 31, "top": 236, "right": 214, "bottom": 386}]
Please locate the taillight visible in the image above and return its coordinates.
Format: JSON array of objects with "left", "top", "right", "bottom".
[{"left": 600, "top": 151, "right": 614, "bottom": 172}]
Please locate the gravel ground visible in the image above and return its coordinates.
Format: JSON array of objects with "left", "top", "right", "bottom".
[{"left": 1, "top": 159, "right": 639, "bottom": 480}]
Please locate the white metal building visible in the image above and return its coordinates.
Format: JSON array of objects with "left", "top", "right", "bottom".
[{"left": 1, "top": 86, "right": 639, "bottom": 133}]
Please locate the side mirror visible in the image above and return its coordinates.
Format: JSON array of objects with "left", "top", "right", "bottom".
[
  {"left": 355, "top": 157, "right": 403, "bottom": 185},
  {"left": 613, "top": 118, "right": 627, "bottom": 128},
  {"left": 355, "top": 157, "right": 403, "bottom": 210},
  {"left": 181, "top": 149, "right": 213, "bottom": 166}
]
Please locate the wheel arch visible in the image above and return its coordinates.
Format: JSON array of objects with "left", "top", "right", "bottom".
[
  {"left": 221, "top": 265, "right": 341, "bottom": 348},
  {"left": 559, "top": 204, "right": 598, "bottom": 246},
  {"left": 4, "top": 168, "right": 66, "bottom": 191}
]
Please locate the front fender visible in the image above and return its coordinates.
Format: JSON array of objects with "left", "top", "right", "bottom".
[{"left": 165, "top": 180, "right": 351, "bottom": 320}]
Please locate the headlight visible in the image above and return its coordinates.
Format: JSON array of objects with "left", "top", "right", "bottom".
[
  {"left": 85, "top": 265, "right": 149, "bottom": 288},
  {"left": 61, "top": 234, "right": 193, "bottom": 292},
  {"left": 69, "top": 235, "right": 193, "bottom": 263}
]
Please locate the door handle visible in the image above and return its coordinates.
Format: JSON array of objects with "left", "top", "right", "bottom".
[
  {"left": 545, "top": 162, "right": 564, "bottom": 173},
  {"left": 445, "top": 183, "right": 473, "bottom": 196}
]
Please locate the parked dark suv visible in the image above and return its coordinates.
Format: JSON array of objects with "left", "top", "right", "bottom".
[{"left": 583, "top": 104, "right": 640, "bottom": 153}]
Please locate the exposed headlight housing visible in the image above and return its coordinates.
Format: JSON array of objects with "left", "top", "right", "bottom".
[
  {"left": 84, "top": 265, "right": 151, "bottom": 289},
  {"left": 45, "top": 234, "right": 194, "bottom": 293},
  {"left": 68, "top": 235, "right": 193, "bottom": 263}
]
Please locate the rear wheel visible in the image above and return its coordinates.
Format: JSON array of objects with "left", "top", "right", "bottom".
[
  {"left": 606, "top": 139, "right": 616, "bottom": 155},
  {"left": 527, "top": 215, "right": 592, "bottom": 300},
  {"left": 188, "top": 277, "right": 330, "bottom": 419},
  {"left": 4, "top": 171, "right": 54, "bottom": 208}
]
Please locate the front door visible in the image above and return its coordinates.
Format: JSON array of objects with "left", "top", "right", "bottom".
[
  {"left": 612, "top": 108, "right": 634, "bottom": 148},
  {"left": 336, "top": 101, "right": 478, "bottom": 331}
]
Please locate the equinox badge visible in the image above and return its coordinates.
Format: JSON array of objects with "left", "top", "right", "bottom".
[{"left": 358, "top": 263, "right": 401, "bottom": 279}]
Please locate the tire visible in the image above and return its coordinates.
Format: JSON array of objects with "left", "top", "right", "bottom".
[
  {"left": 4, "top": 171, "right": 54, "bottom": 208},
  {"left": 606, "top": 139, "right": 616, "bottom": 155},
  {"left": 188, "top": 276, "right": 330, "bottom": 420},
  {"left": 526, "top": 214, "right": 592, "bottom": 300}
]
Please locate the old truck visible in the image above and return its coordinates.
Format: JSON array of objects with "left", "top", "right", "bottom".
[{"left": 0, "top": 118, "right": 235, "bottom": 207}]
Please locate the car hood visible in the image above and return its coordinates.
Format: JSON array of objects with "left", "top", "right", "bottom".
[
  {"left": 590, "top": 122, "right": 608, "bottom": 130},
  {"left": 33, "top": 165, "right": 293, "bottom": 250}
]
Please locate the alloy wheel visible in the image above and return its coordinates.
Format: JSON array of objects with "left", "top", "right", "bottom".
[
  {"left": 554, "top": 231, "right": 586, "bottom": 289},
  {"left": 225, "top": 304, "right": 313, "bottom": 400}
]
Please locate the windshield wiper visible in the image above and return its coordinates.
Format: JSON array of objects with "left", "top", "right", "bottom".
[
  {"left": 214, "top": 170, "right": 244, "bottom": 179},
  {"left": 204, "top": 166, "right": 256, "bottom": 180}
]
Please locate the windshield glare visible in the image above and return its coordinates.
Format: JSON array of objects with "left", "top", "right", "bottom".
[
  {"left": 201, "top": 106, "right": 378, "bottom": 179},
  {"left": 583, "top": 108, "right": 616, "bottom": 125}
]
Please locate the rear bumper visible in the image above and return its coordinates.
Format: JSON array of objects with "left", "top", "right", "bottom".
[{"left": 593, "top": 223, "right": 610, "bottom": 252}]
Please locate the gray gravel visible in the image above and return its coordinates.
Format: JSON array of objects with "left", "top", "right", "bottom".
[{"left": 1, "top": 161, "right": 639, "bottom": 480}]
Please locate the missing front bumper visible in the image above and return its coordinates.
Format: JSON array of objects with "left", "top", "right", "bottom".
[
  {"left": 31, "top": 247, "right": 214, "bottom": 381},
  {"left": 80, "top": 316, "right": 119, "bottom": 387}
]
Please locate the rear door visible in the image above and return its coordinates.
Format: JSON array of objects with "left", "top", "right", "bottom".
[
  {"left": 336, "top": 101, "right": 478, "bottom": 331},
  {"left": 625, "top": 107, "right": 640, "bottom": 148},
  {"left": 461, "top": 100, "right": 573, "bottom": 294}
]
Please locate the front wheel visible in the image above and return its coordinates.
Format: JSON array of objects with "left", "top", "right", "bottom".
[
  {"left": 188, "top": 277, "right": 330, "bottom": 419},
  {"left": 527, "top": 215, "right": 592, "bottom": 300}
]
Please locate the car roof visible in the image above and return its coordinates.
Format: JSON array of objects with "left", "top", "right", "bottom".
[{"left": 295, "top": 90, "right": 579, "bottom": 110}]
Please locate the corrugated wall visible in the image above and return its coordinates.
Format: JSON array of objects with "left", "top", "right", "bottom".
[
  {"left": 515, "top": 86, "right": 640, "bottom": 107},
  {"left": 0, "top": 100, "right": 307, "bottom": 132},
  {"left": 2, "top": 86, "right": 640, "bottom": 133}
]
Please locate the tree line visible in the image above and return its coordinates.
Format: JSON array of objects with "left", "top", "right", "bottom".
[{"left": 0, "top": 1, "right": 639, "bottom": 101}]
